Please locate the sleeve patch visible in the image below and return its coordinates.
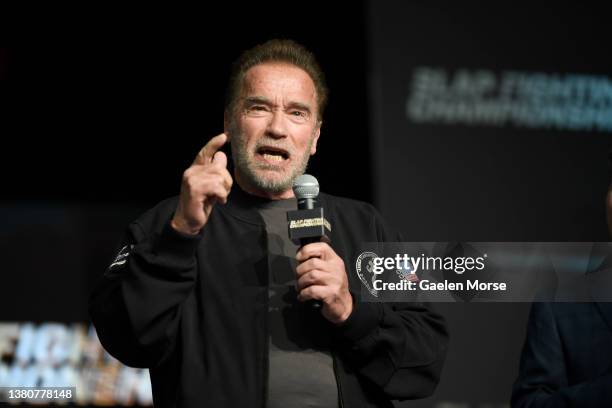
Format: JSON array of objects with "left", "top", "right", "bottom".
[{"left": 109, "top": 244, "right": 134, "bottom": 269}]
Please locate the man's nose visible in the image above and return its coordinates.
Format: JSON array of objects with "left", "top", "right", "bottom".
[{"left": 265, "top": 110, "right": 288, "bottom": 139}]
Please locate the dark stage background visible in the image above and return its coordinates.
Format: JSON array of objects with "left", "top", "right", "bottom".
[
  {"left": 1, "top": 2, "right": 610, "bottom": 407},
  {"left": 368, "top": 3, "right": 611, "bottom": 407}
]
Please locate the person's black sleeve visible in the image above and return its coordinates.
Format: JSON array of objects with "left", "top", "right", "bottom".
[
  {"left": 334, "top": 299, "right": 448, "bottom": 400},
  {"left": 89, "top": 218, "right": 201, "bottom": 368},
  {"left": 512, "top": 302, "right": 612, "bottom": 407},
  {"left": 334, "top": 206, "right": 449, "bottom": 400}
]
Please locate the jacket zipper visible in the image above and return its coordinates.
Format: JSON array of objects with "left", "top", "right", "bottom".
[{"left": 332, "top": 352, "right": 345, "bottom": 408}]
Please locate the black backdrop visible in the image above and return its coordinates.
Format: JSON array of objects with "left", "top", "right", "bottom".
[
  {"left": 1, "top": 3, "right": 371, "bottom": 322},
  {"left": 368, "top": 3, "right": 611, "bottom": 407}
]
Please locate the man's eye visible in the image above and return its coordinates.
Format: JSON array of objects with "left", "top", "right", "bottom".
[
  {"left": 252, "top": 105, "right": 266, "bottom": 111},
  {"left": 290, "top": 110, "right": 305, "bottom": 117}
]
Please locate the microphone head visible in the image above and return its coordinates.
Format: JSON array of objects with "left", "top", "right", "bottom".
[{"left": 292, "top": 174, "right": 319, "bottom": 199}]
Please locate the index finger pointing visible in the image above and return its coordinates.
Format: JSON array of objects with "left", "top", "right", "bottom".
[{"left": 193, "top": 133, "right": 228, "bottom": 165}]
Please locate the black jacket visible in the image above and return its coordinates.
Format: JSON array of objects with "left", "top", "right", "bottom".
[
  {"left": 512, "top": 302, "right": 612, "bottom": 407},
  {"left": 89, "top": 187, "right": 448, "bottom": 407}
]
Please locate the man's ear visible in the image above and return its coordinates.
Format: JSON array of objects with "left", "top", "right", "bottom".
[{"left": 310, "top": 122, "right": 322, "bottom": 155}]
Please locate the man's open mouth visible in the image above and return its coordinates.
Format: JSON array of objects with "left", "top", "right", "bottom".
[{"left": 256, "top": 146, "right": 290, "bottom": 163}]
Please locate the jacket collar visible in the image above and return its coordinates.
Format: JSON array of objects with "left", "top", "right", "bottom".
[
  {"left": 219, "top": 184, "right": 302, "bottom": 225},
  {"left": 219, "top": 183, "right": 330, "bottom": 227},
  {"left": 218, "top": 184, "right": 266, "bottom": 225}
]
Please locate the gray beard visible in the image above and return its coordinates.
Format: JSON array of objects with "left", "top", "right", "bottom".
[{"left": 229, "top": 124, "right": 313, "bottom": 195}]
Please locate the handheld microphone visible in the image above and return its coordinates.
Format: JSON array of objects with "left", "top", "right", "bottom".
[{"left": 287, "top": 174, "right": 331, "bottom": 309}]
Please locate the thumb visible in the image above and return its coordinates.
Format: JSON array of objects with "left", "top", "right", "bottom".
[{"left": 212, "top": 150, "right": 228, "bottom": 168}]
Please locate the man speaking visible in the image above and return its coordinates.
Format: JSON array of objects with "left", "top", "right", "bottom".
[{"left": 89, "top": 39, "right": 448, "bottom": 407}]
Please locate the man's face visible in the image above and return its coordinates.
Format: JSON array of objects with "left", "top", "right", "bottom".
[{"left": 227, "top": 63, "right": 321, "bottom": 198}]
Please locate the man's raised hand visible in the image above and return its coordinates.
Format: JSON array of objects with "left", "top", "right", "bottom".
[{"left": 171, "top": 133, "right": 233, "bottom": 235}]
